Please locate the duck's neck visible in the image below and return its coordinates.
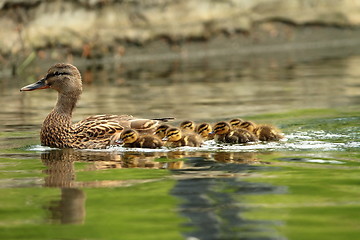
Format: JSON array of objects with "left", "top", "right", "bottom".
[
  {"left": 40, "top": 92, "right": 81, "bottom": 148},
  {"left": 54, "top": 92, "right": 80, "bottom": 117}
]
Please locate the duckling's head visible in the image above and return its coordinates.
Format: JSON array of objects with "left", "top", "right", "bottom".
[
  {"left": 180, "top": 120, "right": 196, "bottom": 132},
  {"left": 119, "top": 129, "right": 139, "bottom": 144},
  {"left": 164, "top": 127, "right": 182, "bottom": 142},
  {"left": 213, "top": 121, "right": 232, "bottom": 135},
  {"left": 229, "top": 118, "right": 244, "bottom": 129},
  {"left": 20, "top": 63, "right": 82, "bottom": 96},
  {"left": 154, "top": 124, "right": 171, "bottom": 139},
  {"left": 239, "top": 121, "right": 257, "bottom": 132},
  {"left": 196, "top": 123, "right": 212, "bottom": 138}
]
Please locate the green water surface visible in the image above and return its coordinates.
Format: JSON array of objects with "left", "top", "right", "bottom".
[{"left": 0, "top": 108, "right": 359, "bottom": 240}]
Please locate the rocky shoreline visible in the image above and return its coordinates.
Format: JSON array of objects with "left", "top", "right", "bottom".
[{"left": 1, "top": 0, "right": 360, "bottom": 74}]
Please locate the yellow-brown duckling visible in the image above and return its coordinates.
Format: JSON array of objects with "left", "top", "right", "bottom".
[
  {"left": 179, "top": 120, "right": 196, "bottom": 132},
  {"left": 254, "top": 124, "right": 284, "bottom": 141},
  {"left": 213, "top": 121, "right": 258, "bottom": 144},
  {"left": 119, "top": 129, "right": 163, "bottom": 149},
  {"left": 154, "top": 124, "right": 171, "bottom": 139},
  {"left": 163, "top": 127, "right": 203, "bottom": 147},
  {"left": 196, "top": 122, "right": 214, "bottom": 140},
  {"left": 235, "top": 121, "right": 284, "bottom": 141}
]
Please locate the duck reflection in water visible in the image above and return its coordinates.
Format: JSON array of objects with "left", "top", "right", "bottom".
[
  {"left": 41, "top": 150, "right": 86, "bottom": 225},
  {"left": 46, "top": 188, "right": 86, "bottom": 225},
  {"left": 213, "top": 152, "right": 258, "bottom": 164}
]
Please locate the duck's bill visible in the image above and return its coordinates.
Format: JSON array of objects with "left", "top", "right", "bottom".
[{"left": 20, "top": 79, "right": 49, "bottom": 91}]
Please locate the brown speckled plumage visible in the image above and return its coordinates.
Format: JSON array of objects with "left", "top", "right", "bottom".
[{"left": 20, "top": 63, "right": 172, "bottom": 149}]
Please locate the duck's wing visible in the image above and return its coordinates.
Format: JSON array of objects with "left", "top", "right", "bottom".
[
  {"left": 71, "top": 114, "right": 174, "bottom": 148},
  {"left": 127, "top": 118, "right": 174, "bottom": 134},
  {"left": 72, "top": 115, "right": 125, "bottom": 148}
]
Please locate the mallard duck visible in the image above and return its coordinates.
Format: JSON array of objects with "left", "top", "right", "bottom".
[
  {"left": 163, "top": 127, "right": 203, "bottom": 147},
  {"left": 196, "top": 122, "right": 214, "bottom": 140},
  {"left": 213, "top": 121, "right": 257, "bottom": 144},
  {"left": 118, "top": 129, "right": 163, "bottom": 148},
  {"left": 179, "top": 120, "right": 196, "bottom": 132},
  {"left": 154, "top": 124, "right": 171, "bottom": 139},
  {"left": 20, "top": 63, "right": 173, "bottom": 149},
  {"left": 235, "top": 121, "right": 283, "bottom": 141}
]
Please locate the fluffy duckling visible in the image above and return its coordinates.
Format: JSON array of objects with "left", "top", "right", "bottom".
[
  {"left": 196, "top": 122, "right": 214, "bottom": 140},
  {"left": 213, "top": 121, "right": 257, "bottom": 144},
  {"left": 119, "top": 129, "right": 163, "bottom": 149},
  {"left": 154, "top": 124, "right": 171, "bottom": 139},
  {"left": 229, "top": 118, "right": 244, "bottom": 129},
  {"left": 235, "top": 121, "right": 283, "bottom": 141},
  {"left": 163, "top": 127, "right": 203, "bottom": 147},
  {"left": 254, "top": 124, "right": 284, "bottom": 141},
  {"left": 179, "top": 120, "right": 196, "bottom": 132}
]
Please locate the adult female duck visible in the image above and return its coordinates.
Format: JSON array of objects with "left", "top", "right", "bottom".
[{"left": 20, "top": 63, "right": 172, "bottom": 149}]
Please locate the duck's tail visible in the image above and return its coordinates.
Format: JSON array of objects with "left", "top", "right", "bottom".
[{"left": 152, "top": 117, "right": 175, "bottom": 122}]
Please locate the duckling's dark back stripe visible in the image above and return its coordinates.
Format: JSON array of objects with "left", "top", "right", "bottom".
[
  {"left": 197, "top": 124, "right": 209, "bottom": 134},
  {"left": 240, "top": 122, "right": 253, "bottom": 128},
  {"left": 166, "top": 129, "right": 180, "bottom": 137},
  {"left": 214, "top": 122, "right": 227, "bottom": 131},
  {"left": 122, "top": 130, "right": 136, "bottom": 138}
]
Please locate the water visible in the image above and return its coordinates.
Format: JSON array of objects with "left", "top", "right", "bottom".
[{"left": 0, "top": 51, "right": 360, "bottom": 240}]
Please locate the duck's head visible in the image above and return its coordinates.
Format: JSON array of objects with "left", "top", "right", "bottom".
[
  {"left": 213, "top": 121, "right": 232, "bottom": 135},
  {"left": 180, "top": 120, "right": 196, "bottom": 132},
  {"left": 154, "top": 124, "right": 171, "bottom": 139},
  {"left": 229, "top": 118, "right": 244, "bottom": 129},
  {"left": 164, "top": 127, "right": 182, "bottom": 142},
  {"left": 196, "top": 123, "right": 212, "bottom": 138},
  {"left": 238, "top": 121, "right": 257, "bottom": 132},
  {"left": 119, "top": 129, "right": 139, "bottom": 144},
  {"left": 20, "top": 63, "right": 82, "bottom": 96}
]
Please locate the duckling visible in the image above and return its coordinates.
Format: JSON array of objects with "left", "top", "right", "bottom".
[
  {"left": 196, "top": 122, "right": 214, "bottom": 140},
  {"left": 154, "top": 124, "right": 171, "bottom": 139},
  {"left": 254, "top": 124, "right": 284, "bottom": 141},
  {"left": 179, "top": 120, "right": 196, "bottom": 132},
  {"left": 213, "top": 121, "right": 257, "bottom": 144},
  {"left": 236, "top": 121, "right": 283, "bottom": 141},
  {"left": 229, "top": 118, "right": 244, "bottom": 129},
  {"left": 119, "top": 129, "right": 163, "bottom": 149},
  {"left": 163, "top": 127, "right": 203, "bottom": 147}
]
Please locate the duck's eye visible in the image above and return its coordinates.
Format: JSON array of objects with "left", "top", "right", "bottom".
[{"left": 46, "top": 71, "right": 62, "bottom": 79}]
